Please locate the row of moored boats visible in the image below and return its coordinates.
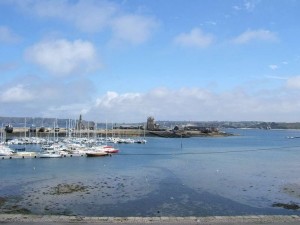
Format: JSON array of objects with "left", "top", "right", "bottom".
[
  {"left": 6, "top": 136, "right": 147, "bottom": 145},
  {"left": 1, "top": 134, "right": 147, "bottom": 158},
  {"left": 0, "top": 138, "right": 123, "bottom": 158}
]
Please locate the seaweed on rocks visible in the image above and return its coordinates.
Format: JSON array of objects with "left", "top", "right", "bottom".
[
  {"left": 272, "top": 202, "right": 300, "bottom": 210},
  {"left": 0, "top": 197, "right": 31, "bottom": 215},
  {"left": 49, "top": 183, "right": 87, "bottom": 195},
  {"left": 0, "top": 197, "right": 7, "bottom": 207}
]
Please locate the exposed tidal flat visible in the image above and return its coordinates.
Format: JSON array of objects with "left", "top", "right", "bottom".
[{"left": 1, "top": 129, "right": 300, "bottom": 217}]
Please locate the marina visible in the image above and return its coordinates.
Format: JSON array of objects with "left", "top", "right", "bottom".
[
  {"left": 1, "top": 128, "right": 300, "bottom": 216},
  {"left": 1, "top": 136, "right": 121, "bottom": 159}
]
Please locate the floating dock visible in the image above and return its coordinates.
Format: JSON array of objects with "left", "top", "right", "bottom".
[{"left": 1, "top": 153, "right": 89, "bottom": 160}]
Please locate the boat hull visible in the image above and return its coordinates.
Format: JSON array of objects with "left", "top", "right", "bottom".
[
  {"left": 38, "top": 153, "right": 62, "bottom": 158},
  {"left": 14, "top": 152, "right": 37, "bottom": 157},
  {"left": 104, "top": 149, "right": 119, "bottom": 153},
  {"left": 86, "top": 152, "right": 108, "bottom": 157}
]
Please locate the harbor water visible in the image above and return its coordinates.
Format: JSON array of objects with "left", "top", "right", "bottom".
[{"left": 1, "top": 129, "right": 300, "bottom": 216}]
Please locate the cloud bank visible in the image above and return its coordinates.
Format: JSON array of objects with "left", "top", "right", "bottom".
[
  {"left": 0, "top": 75, "right": 95, "bottom": 118},
  {"left": 87, "top": 84, "right": 300, "bottom": 122},
  {"left": 1, "top": 77, "right": 300, "bottom": 122}
]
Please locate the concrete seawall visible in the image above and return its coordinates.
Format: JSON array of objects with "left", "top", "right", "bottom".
[{"left": 0, "top": 214, "right": 300, "bottom": 224}]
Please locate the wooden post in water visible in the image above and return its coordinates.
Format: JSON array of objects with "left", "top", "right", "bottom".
[{"left": 181, "top": 133, "right": 183, "bottom": 149}]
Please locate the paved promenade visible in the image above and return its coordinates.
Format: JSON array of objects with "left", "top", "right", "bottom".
[{"left": 1, "top": 214, "right": 300, "bottom": 225}]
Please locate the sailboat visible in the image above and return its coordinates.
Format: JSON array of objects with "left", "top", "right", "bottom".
[
  {"left": 86, "top": 121, "right": 119, "bottom": 156},
  {"left": 135, "top": 124, "right": 147, "bottom": 144}
]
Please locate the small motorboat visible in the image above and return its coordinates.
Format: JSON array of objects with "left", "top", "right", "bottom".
[
  {"left": 13, "top": 149, "right": 37, "bottom": 157},
  {"left": 103, "top": 145, "right": 119, "bottom": 153},
  {"left": 38, "top": 150, "right": 62, "bottom": 158},
  {"left": 135, "top": 139, "right": 147, "bottom": 144}
]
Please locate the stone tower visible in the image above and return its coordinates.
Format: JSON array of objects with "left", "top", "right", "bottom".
[
  {"left": 146, "top": 116, "right": 155, "bottom": 130},
  {"left": 76, "top": 114, "right": 85, "bottom": 130}
]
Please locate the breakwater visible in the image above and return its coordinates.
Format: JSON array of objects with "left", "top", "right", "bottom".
[{"left": 4, "top": 128, "right": 231, "bottom": 139}]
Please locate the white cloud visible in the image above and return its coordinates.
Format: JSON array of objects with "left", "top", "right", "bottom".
[
  {"left": 0, "top": 84, "right": 34, "bottom": 102},
  {"left": 286, "top": 76, "right": 300, "bottom": 89},
  {"left": 6, "top": 0, "right": 117, "bottom": 33},
  {"left": 0, "top": 25, "right": 20, "bottom": 43},
  {"left": 25, "top": 39, "right": 99, "bottom": 76},
  {"left": 233, "top": 29, "right": 278, "bottom": 44},
  {"left": 6, "top": 0, "right": 158, "bottom": 45},
  {"left": 46, "top": 103, "right": 92, "bottom": 118},
  {"left": 244, "top": 1, "right": 256, "bottom": 11},
  {"left": 0, "top": 75, "right": 95, "bottom": 118},
  {"left": 111, "top": 14, "right": 158, "bottom": 45},
  {"left": 87, "top": 89, "right": 246, "bottom": 121},
  {"left": 174, "top": 28, "right": 214, "bottom": 48},
  {"left": 95, "top": 91, "right": 142, "bottom": 112},
  {"left": 233, "top": 0, "right": 260, "bottom": 12},
  {"left": 269, "top": 64, "right": 278, "bottom": 70}
]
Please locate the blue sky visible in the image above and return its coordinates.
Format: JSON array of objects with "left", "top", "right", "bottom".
[{"left": 1, "top": 0, "right": 300, "bottom": 123}]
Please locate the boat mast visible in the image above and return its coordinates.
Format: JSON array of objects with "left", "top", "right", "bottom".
[
  {"left": 105, "top": 120, "right": 108, "bottom": 146},
  {"left": 24, "top": 117, "right": 27, "bottom": 139},
  {"left": 1, "top": 123, "right": 3, "bottom": 143}
]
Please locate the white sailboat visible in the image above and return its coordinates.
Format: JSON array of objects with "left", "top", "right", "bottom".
[{"left": 135, "top": 124, "right": 147, "bottom": 144}]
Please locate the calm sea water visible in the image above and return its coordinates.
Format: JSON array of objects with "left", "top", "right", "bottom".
[{"left": 1, "top": 129, "right": 300, "bottom": 216}]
